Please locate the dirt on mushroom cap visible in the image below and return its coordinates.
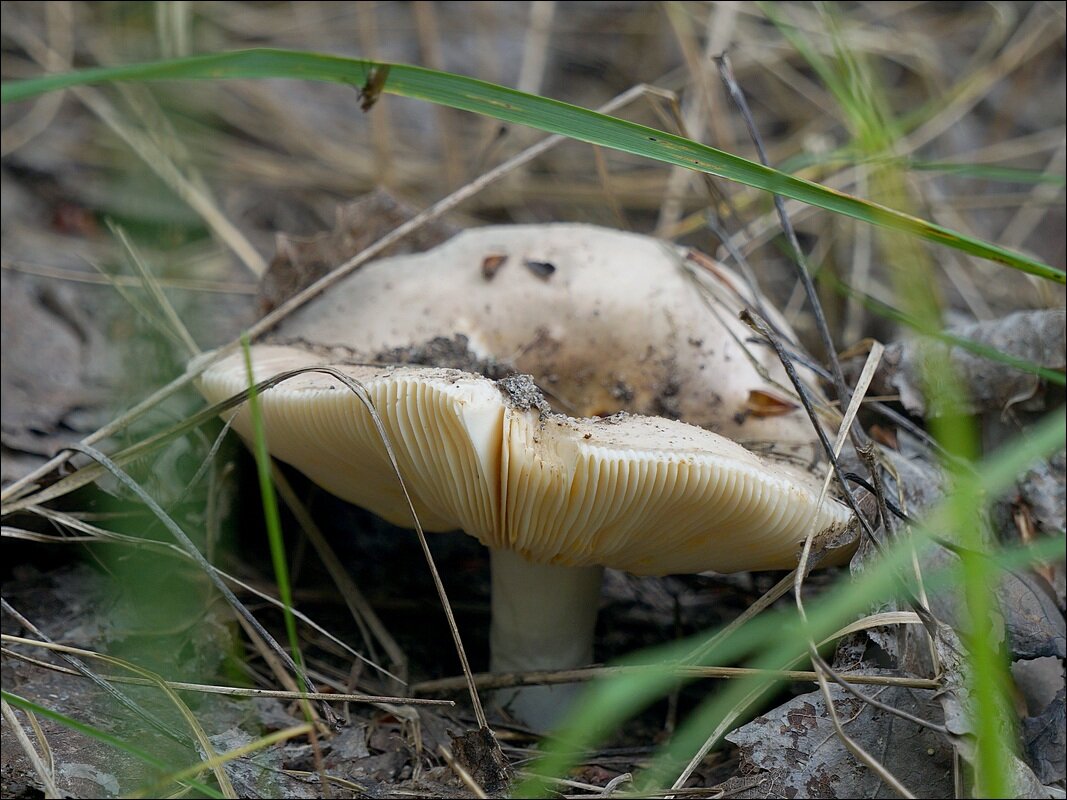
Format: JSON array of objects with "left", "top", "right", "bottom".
[{"left": 263, "top": 223, "right": 830, "bottom": 452}]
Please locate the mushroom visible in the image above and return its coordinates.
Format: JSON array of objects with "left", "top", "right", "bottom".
[
  {"left": 198, "top": 355, "right": 852, "bottom": 729},
  {"left": 198, "top": 224, "right": 855, "bottom": 729}
]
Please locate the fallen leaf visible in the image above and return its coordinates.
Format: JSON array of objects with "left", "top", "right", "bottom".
[
  {"left": 744, "top": 389, "right": 798, "bottom": 418},
  {"left": 725, "top": 677, "right": 953, "bottom": 799}
]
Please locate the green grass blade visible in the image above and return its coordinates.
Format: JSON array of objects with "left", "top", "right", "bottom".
[
  {"left": 906, "top": 160, "right": 1067, "bottom": 187},
  {"left": 516, "top": 531, "right": 1066, "bottom": 797},
  {"left": 1, "top": 48, "right": 1060, "bottom": 283},
  {"left": 779, "top": 149, "right": 1067, "bottom": 188},
  {"left": 240, "top": 336, "right": 305, "bottom": 693}
]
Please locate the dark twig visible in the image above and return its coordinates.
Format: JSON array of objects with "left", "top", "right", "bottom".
[
  {"left": 778, "top": 344, "right": 919, "bottom": 800},
  {"left": 739, "top": 310, "right": 876, "bottom": 542},
  {"left": 809, "top": 648, "right": 947, "bottom": 734},
  {"left": 716, "top": 51, "right": 949, "bottom": 791},
  {"left": 740, "top": 311, "right": 939, "bottom": 631},
  {"left": 0, "top": 646, "right": 447, "bottom": 705},
  {"left": 412, "top": 665, "right": 939, "bottom": 694},
  {"left": 715, "top": 54, "right": 853, "bottom": 417},
  {"left": 862, "top": 401, "right": 966, "bottom": 471},
  {"left": 743, "top": 335, "right": 969, "bottom": 472},
  {"left": 702, "top": 211, "right": 779, "bottom": 338},
  {"left": 842, "top": 472, "right": 912, "bottom": 524},
  {"left": 841, "top": 473, "right": 1019, "bottom": 568}
]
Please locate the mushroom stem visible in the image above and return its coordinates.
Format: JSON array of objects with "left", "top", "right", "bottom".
[{"left": 489, "top": 548, "right": 604, "bottom": 730}]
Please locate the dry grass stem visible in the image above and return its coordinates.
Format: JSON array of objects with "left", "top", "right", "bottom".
[
  {"left": 0, "top": 699, "right": 61, "bottom": 799},
  {"left": 1, "top": 258, "right": 257, "bottom": 294},
  {"left": 0, "top": 632, "right": 237, "bottom": 796},
  {"left": 789, "top": 344, "right": 919, "bottom": 799},
  {"left": 269, "top": 466, "right": 409, "bottom": 685},
  {"left": 412, "top": 665, "right": 939, "bottom": 695},
  {"left": 0, "top": 644, "right": 450, "bottom": 706},
  {"left": 3, "top": 509, "right": 398, "bottom": 680}
]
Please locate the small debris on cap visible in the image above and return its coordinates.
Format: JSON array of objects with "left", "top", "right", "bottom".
[
  {"left": 481, "top": 254, "right": 508, "bottom": 280},
  {"left": 523, "top": 259, "right": 556, "bottom": 279}
]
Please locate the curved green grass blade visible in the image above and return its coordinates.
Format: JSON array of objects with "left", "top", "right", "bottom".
[{"left": 2, "top": 48, "right": 1061, "bottom": 283}]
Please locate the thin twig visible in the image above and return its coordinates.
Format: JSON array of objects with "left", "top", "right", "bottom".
[
  {"left": 790, "top": 344, "right": 917, "bottom": 799},
  {"left": 0, "top": 641, "right": 449, "bottom": 705},
  {"left": 858, "top": 446, "right": 944, "bottom": 677},
  {"left": 810, "top": 664, "right": 916, "bottom": 799},
  {"left": 412, "top": 665, "right": 939, "bottom": 694},
  {"left": 794, "top": 344, "right": 884, "bottom": 586},
  {"left": 715, "top": 53, "right": 851, "bottom": 406},
  {"left": 740, "top": 310, "right": 876, "bottom": 541},
  {"left": 741, "top": 310, "right": 943, "bottom": 628},
  {"left": 701, "top": 212, "right": 776, "bottom": 335},
  {"left": 745, "top": 335, "right": 970, "bottom": 471},
  {"left": 684, "top": 249, "right": 827, "bottom": 420},
  {"left": 808, "top": 649, "right": 946, "bottom": 734}
]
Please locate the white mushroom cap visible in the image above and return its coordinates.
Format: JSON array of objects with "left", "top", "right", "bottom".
[
  {"left": 198, "top": 345, "right": 852, "bottom": 576},
  {"left": 265, "top": 224, "right": 825, "bottom": 450}
]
